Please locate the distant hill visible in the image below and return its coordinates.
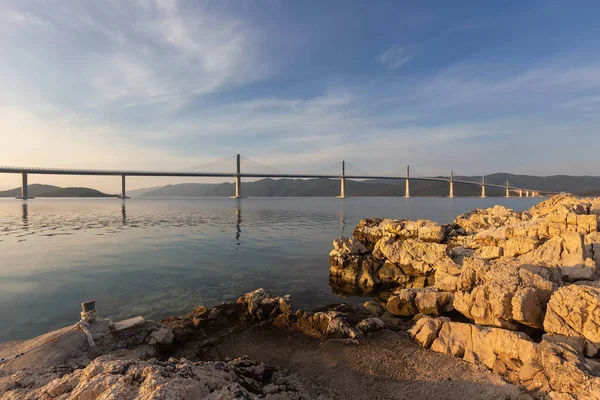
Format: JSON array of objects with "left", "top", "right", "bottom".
[
  {"left": 0, "top": 184, "right": 115, "bottom": 198},
  {"left": 3, "top": 173, "right": 598, "bottom": 199},
  {"left": 126, "top": 186, "right": 164, "bottom": 198},
  {"left": 134, "top": 173, "right": 600, "bottom": 197}
]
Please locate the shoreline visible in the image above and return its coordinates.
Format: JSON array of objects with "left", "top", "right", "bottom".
[{"left": 0, "top": 289, "right": 529, "bottom": 399}]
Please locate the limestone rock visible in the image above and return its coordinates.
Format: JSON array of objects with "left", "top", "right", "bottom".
[
  {"left": 238, "top": 288, "right": 292, "bottom": 321},
  {"left": 386, "top": 288, "right": 453, "bottom": 317},
  {"left": 147, "top": 327, "right": 174, "bottom": 348},
  {"left": 409, "top": 316, "right": 600, "bottom": 398},
  {"left": 333, "top": 236, "right": 368, "bottom": 255},
  {"left": 474, "top": 245, "right": 503, "bottom": 260},
  {"left": 376, "top": 238, "right": 454, "bottom": 275},
  {"left": 352, "top": 218, "right": 446, "bottom": 248},
  {"left": 274, "top": 309, "right": 360, "bottom": 339},
  {"left": 535, "top": 202, "right": 597, "bottom": 240},
  {"left": 522, "top": 232, "right": 597, "bottom": 281},
  {"left": 352, "top": 218, "right": 384, "bottom": 248},
  {"left": 543, "top": 285, "right": 600, "bottom": 357},
  {"left": 454, "top": 205, "right": 525, "bottom": 234},
  {"left": 329, "top": 252, "right": 383, "bottom": 291},
  {"left": 0, "top": 355, "right": 311, "bottom": 399},
  {"left": 503, "top": 236, "right": 539, "bottom": 257},
  {"left": 529, "top": 194, "right": 589, "bottom": 218},
  {"left": 356, "top": 317, "right": 386, "bottom": 334},
  {"left": 433, "top": 260, "right": 462, "bottom": 292},
  {"left": 454, "top": 258, "right": 561, "bottom": 329},
  {"left": 585, "top": 231, "right": 600, "bottom": 268},
  {"left": 542, "top": 333, "right": 598, "bottom": 358}
]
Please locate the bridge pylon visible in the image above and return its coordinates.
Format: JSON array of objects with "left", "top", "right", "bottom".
[
  {"left": 449, "top": 170, "right": 454, "bottom": 198},
  {"left": 118, "top": 175, "right": 130, "bottom": 199},
  {"left": 404, "top": 165, "right": 410, "bottom": 198},
  {"left": 481, "top": 176, "right": 486, "bottom": 198},
  {"left": 230, "top": 154, "right": 245, "bottom": 199},
  {"left": 336, "top": 160, "right": 346, "bottom": 199},
  {"left": 16, "top": 173, "right": 34, "bottom": 200}
]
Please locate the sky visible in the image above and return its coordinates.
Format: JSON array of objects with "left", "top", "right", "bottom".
[{"left": 1, "top": 0, "right": 600, "bottom": 192}]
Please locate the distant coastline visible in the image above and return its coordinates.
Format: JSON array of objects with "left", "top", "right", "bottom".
[
  {"left": 3, "top": 173, "right": 600, "bottom": 198},
  {"left": 0, "top": 184, "right": 116, "bottom": 198}
]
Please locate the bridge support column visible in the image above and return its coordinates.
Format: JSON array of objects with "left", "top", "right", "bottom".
[
  {"left": 16, "top": 173, "right": 34, "bottom": 199},
  {"left": 526, "top": 190, "right": 530, "bottom": 197},
  {"left": 519, "top": 190, "right": 523, "bottom": 197},
  {"left": 404, "top": 165, "right": 410, "bottom": 198},
  {"left": 118, "top": 175, "right": 130, "bottom": 199},
  {"left": 337, "top": 161, "right": 346, "bottom": 198},
  {"left": 230, "top": 154, "right": 245, "bottom": 199},
  {"left": 505, "top": 180, "right": 510, "bottom": 198},
  {"left": 449, "top": 170, "right": 454, "bottom": 198},
  {"left": 481, "top": 176, "right": 486, "bottom": 198}
]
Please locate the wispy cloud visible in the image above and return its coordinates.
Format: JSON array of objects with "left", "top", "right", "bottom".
[
  {"left": 0, "top": 1, "right": 268, "bottom": 114},
  {"left": 377, "top": 46, "right": 414, "bottom": 70}
]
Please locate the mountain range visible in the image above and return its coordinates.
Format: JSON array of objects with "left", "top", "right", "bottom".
[
  {"left": 134, "top": 173, "right": 600, "bottom": 198},
  {"left": 2, "top": 173, "right": 600, "bottom": 198},
  {"left": 0, "top": 184, "right": 115, "bottom": 198}
]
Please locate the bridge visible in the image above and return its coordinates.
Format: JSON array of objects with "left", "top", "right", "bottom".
[{"left": 0, "top": 154, "right": 559, "bottom": 199}]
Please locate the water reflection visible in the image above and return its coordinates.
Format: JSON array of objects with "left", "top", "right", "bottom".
[
  {"left": 22, "top": 203, "right": 28, "bottom": 230},
  {"left": 121, "top": 203, "right": 127, "bottom": 225},
  {"left": 235, "top": 200, "right": 242, "bottom": 245},
  {"left": 339, "top": 199, "right": 345, "bottom": 235}
]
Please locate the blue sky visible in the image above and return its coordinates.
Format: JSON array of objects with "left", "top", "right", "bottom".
[{"left": 1, "top": 0, "right": 600, "bottom": 190}]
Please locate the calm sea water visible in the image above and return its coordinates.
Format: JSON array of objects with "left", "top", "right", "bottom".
[{"left": 0, "top": 197, "right": 542, "bottom": 341}]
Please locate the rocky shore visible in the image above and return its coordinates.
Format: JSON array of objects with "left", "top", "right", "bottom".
[
  {"left": 1, "top": 194, "right": 599, "bottom": 399},
  {"left": 330, "top": 194, "right": 600, "bottom": 398},
  {"left": 0, "top": 288, "right": 530, "bottom": 399}
]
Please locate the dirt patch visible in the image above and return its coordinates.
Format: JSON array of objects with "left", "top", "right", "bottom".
[{"left": 172, "top": 323, "right": 531, "bottom": 400}]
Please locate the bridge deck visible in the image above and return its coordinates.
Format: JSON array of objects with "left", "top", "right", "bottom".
[{"left": 0, "top": 167, "right": 557, "bottom": 193}]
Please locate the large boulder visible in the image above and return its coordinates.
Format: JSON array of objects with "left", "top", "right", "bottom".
[
  {"left": 352, "top": 218, "right": 384, "bottom": 249},
  {"left": 352, "top": 218, "right": 446, "bottom": 249},
  {"left": 453, "top": 258, "right": 561, "bottom": 329},
  {"left": 454, "top": 205, "right": 525, "bottom": 234},
  {"left": 329, "top": 251, "right": 383, "bottom": 291},
  {"left": 373, "top": 237, "right": 455, "bottom": 276},
  {"left": 543, "top": 285, "right": 600, "bottom": 357},
  {"left": 333, "top": 237, "right": 368, "bottom": 255},
  {"left": 238, "top": 288, "right": 292, "bottom": 321},
  {"left": 386, "top": 288, "right": 454, "bottom": 316},
  {"left": 529, "top": 194, "right": 589, "bottom": 218},
  {"left": 521, "top": 232, "right": 598, "bottom": 281},
  {"left": 409, "top": 316, "right": 600, "bottom": 398},
  {"left": 537, "top": 205, "right": 598, "bottom": 239},
  {"left": 433, "top": 258, "right": 463, "bottom": 292}
]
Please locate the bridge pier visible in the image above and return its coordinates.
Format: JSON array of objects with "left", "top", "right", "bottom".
[
  {"left": 505, "top": 180, "right": 510, "bottom": 198},
  {"left": 526, "top": 190, "right": 530, "bottom": 197},
  {"left": 16, "top": 173, "right": 34, "bottom": 199},
  {"left": 481, "top": 176, "right": 486, "bottom": 198},
  {"left": 231, "top": 154, "right": 245, "bottom": 199},
  {"left": 118, "top": 175, "right": 130, "bottom": 199},
  {"left": 337, "top": 161, "right": 346, "bottom": 198},
  {"left": 449, "top": 170, "right": 454, "bottom": 198},
  {"left": 404, "top": 165, "right": 410, "bottom": 198}
]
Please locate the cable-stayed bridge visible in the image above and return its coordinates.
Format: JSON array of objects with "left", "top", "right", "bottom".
[{"left": 0, "top": 154, "right": 561, "bottom": 199}]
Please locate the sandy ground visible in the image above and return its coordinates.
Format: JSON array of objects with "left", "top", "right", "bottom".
[{"left": 171, "top": 323, "right": 532, "bottom": 400}]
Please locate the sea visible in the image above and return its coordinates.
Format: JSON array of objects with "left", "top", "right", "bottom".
[{"left": 0, "top": 196, "right": 542, "bottom": 341}]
